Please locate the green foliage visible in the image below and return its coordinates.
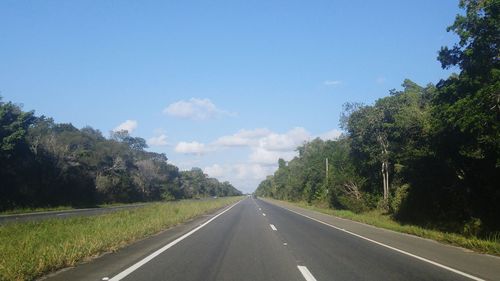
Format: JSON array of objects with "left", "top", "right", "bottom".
[
  {"left": 256, "top": 138, "right": 370, "bottom": 213},
  {"left": 180, "top": 168, "right": 241, "bottom": 198},
  {"left": 257, "top": 0, "right": 499, "bottom": 234},
  {"left": 0, "top": 99, "right": 35, "bottom": 155},
  {"left": 390, "top": 183, "right": 410, "bottom": 214},
  {"left": 430, "top": 0, "right": 500, "bottom": 231},
  {"left": 0, "top": 99, "right": 241, "bottom": 211}
]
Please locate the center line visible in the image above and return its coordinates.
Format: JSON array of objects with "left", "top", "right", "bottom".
[
  {"left": 262, "top": 213, "right": 266, "bottom": 216},
  {"left": 270, "top": 224, "right": 277, "bottom": 231},
  {"left": 297, "top": 266, "right": 317, "bottom": 281}
]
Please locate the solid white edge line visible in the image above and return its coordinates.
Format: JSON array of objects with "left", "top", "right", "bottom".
[
  {"left": 284, "top": 207, "right": 484, "bottom": 281},
  {"left": 109, "top": 200, "right": 243, "bottom": 281},
  {"left": 270, "top": 224, "right": 277, "bottom": 231},
  {"left": 297, "top": 266, "right": 318, "bottom": 281}
]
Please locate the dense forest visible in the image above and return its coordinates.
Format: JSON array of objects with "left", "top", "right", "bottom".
[
  {"left": 0, "top": 102, "right": 241, "bottom": 211},
  {"left": 256, "top": 0, "right": 499, "bottom": 234}
]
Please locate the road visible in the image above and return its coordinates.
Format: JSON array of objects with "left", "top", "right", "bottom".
[
  {"left": 47, "top": 197, "right": 500, "bottom": 281},
  {"left": 0, "top": 203, "right": 148, "bottom": 224}
]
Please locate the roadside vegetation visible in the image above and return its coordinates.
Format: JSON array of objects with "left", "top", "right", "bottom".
[
  {"left": 0, "top": 197, "right": 241, "bottom": 281},
  {"left": 256, "top": 0, "right": 499, "bottom": 241},
  {"left": 0, "top": 101, "right": 242, "bottom": 212},
  {"left": 270, "top": 198, "right": 500, "bottom": 256}
]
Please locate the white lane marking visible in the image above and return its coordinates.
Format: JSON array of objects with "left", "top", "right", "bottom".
[
  {"left": 262, "top": 213, "right": 266, "bottom": 216},
  {"left": 297, "top": 266, "right": 317, "bottom": 281},
  {"left": 270, "top": 224, "right": 277, "bottom": 231},
  {"left": 284, "top": 207, "right": 485, "bottom": 281},
  {"left": 109, "top": 200, "right": 242, "bottom": 281},
  {"left": 259, "top": 208, "right": 262, "bottom": 210}
]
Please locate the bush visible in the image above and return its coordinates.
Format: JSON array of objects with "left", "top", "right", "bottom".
[
  {"left": 463, "top": 217, "right": 482, "bottom": 237},
  {"left": 330, "top": 192, "right": 368, "bottom": 213},
  {"left": 391, "top": 184, "right": 410, "bottom": 214}
]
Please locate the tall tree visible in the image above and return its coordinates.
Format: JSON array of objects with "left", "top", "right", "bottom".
[{"left": 434, "top": 0, "right": 500, "bottom": 230}]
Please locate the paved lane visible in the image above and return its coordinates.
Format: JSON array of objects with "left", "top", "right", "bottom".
[
  {"left": 256, "top": 198, "right": 473, "bottom": 281},
  {"left": 120, "top": 197, "right": 303, "bottom": 281},
  {"left": 46, "top": 196, "right": 497, "bottom": 281}
]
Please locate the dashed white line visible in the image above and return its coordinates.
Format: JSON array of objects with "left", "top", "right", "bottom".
[
  {"left": 270, "top": 224, "right": 277, "bottom": 231},
  {"left": 108, "top": 200, "right": 242, "bottom": 281},
  {"left": 297, "top": 266, "right": 317, "bottom": 281},
  {"left": 262, "top": 213, "right": 266, "bottom": 216},
  {"left": 285, "top": 207, "right": 485, "bottom": 281}
]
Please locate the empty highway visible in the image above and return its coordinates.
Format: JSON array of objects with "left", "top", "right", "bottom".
[{"left": 47, "top": 197, "right": 500, "bottom": 281}]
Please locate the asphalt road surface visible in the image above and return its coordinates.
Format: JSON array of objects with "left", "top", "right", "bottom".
[{"left": 47, "top": 197, "right": 500, "bottom": 281}]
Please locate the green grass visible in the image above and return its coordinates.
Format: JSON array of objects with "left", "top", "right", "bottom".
[
  {"left": 271, "top": 199, "right": 500, "bottom": 257},
  {"left": 0, "top": 197, "right": 242, "bottom": 281}
]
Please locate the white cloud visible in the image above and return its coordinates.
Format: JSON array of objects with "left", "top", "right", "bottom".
[
  {"left": 318, "top": 129, "right": 342, "bottom": 141},
  {"left": 113, "top": 120, "right": 138, "bottom": 133},
  {"left": 214, "top": 128, "right": 272, "bottom": 147},
  {"left": 259, "top": 127, "right": 311, "bottom": 151},
  {"left": 174, "top": 141, "right": 208, "bottom": 154},
  {"left": 324, "top": 80, "right": 342, "bottom": 86},
  {"left": 249, "top": 147, "right": 297, "bottom": 165},
  {"left": 234, "top": 163, "right": 274, "bottom": 180},
  {"left": 163, "top": 98, "right": 233, "bottom": 120},
  {"left": 211, "top": 126, "right": 311, "bottom": 164},
  {"left": 203, "top": 164, "right": 226, "bottom": 178},
  {"left": 204, "top": 163, "right": 274, "bottom": 181},
  {"left": 148, "top": 134, "right": 168, "bottom": 146},
  {"left": 183, "top": 127, "right": 343, "bottom": 193},
  {"left": 203, "top": 162, "right": 279, "bottom": 194}
]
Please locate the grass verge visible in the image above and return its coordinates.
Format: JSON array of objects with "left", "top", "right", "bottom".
[
  {"left": 268, "top": 198, "right": 500, "bottom": 257},
  {"left": 0, "top": 196, "right": 242, "bottom": 281}
]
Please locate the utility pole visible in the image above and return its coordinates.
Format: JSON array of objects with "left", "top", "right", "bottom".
[{"left": 325, "top": 157, "right": 329, "bottom": 186}]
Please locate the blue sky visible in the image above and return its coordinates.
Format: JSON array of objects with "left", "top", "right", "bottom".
[{"left": 1, "top": 0, "right": 460, "bottom": 193}]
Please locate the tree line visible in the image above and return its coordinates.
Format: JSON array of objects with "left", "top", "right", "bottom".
[
  {"left": 256, "top": 0, "right": 499, "bottom": 234},
  {"left": 0, "top": 102, "right": 241, "bottom": 211}
]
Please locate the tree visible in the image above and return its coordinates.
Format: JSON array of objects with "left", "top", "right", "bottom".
[
  {"left": 433, "top": 0, "right": 500, "bottom": 230},
  {"left": 342, "top": 103, "right": 390, "bottom": 202},
  {"left": 111, "top": 130, "right": 148, "bottom": 151},
  {"left": 0, "top": 97, "right": 241, "bottom": 210},
  {"left": 0, "top": 99, "right": 35, "bottom": 156}
]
